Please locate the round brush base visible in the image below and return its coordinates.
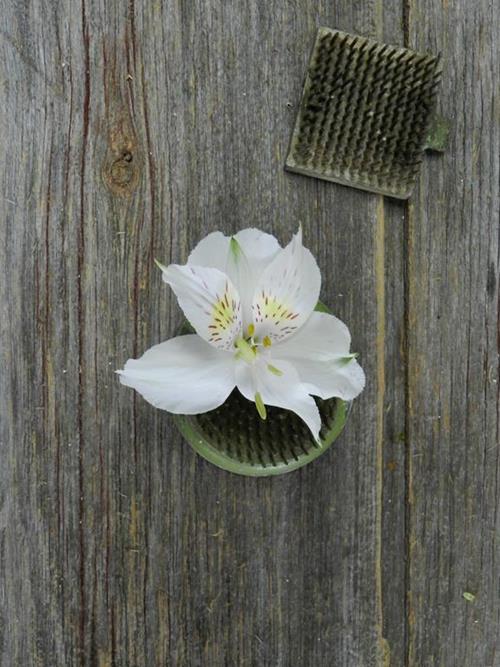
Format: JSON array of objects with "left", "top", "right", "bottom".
[{"left": 174, "top": 392, "right": 350, "bottom": 477}]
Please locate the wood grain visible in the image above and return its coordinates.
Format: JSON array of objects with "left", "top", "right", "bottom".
[
  {"left": 406, "top": 0, "right": 500, "bottom": 664},
  {"left": 0, "top": 1, "right": 497, "bottom": 666}
]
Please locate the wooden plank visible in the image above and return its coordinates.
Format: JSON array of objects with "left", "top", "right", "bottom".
[
  {"left": 377, "top": 6, "right": 414, "bottom": 663},
  {"left": 406, "top": 0, "right": 500, "bottom": 664},
  {"left": 1, "top": 3, "right": 86, "bottom": 664}
]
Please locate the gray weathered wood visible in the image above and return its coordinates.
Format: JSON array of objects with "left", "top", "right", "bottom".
[
  {"left": 406, "top": 0, "right": 500, "bottom": 664},
  {"left": 0, "top": 1, "right": 497, "bottom": 666}
]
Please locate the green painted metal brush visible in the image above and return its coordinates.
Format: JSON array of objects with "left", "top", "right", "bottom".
[
  {"left": 175, "top": 392, "right": 349, "bottom": 477},
  {"left": 286, "top": 27, "right": 446, "bottom": 199}
]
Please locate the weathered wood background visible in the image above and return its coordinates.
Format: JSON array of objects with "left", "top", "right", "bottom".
[{"left": 1, "top": 1, "right": 498, "bottom": 665}]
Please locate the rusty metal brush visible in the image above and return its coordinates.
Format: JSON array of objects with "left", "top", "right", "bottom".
[{"left": 286, "top": 27, "right": 447, "bottom": 199}]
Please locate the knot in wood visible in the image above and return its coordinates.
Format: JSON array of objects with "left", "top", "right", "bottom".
[
  {"left": 102, "top": 118, "right": 141, "bottom": 197},
  {"left": 110, "top": 150, "right": 135, "bottom": 187}
]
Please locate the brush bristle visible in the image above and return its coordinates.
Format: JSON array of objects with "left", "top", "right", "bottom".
[{"left": 286, "top": 28, "right": 442, "bottom": 199}]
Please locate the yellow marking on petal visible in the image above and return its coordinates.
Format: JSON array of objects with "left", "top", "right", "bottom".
[
  {"left": 267, "top": 364, "right": 283, "bottom": 377},
  {"left": 252, "top": 290, "right": 300, "bottom": 340},
  {"left": 254, "top": 392, "right": 267, "bottom": 420},
  {"left": 247, "top": 323, "right": 255, "bottom": 337},
  {"left": 263, "top": 335, "right": 272, "bottom": 348},
  {"left": 208, "top": 284, "right": 239, "bottom": 345}
]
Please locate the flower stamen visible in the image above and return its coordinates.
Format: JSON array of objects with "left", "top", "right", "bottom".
[
  {"left": 234, "top": 337, "right": 257, "bottom": 363},
  {"left": 254, "top": 392, "right": 267, "bottom": 420}
]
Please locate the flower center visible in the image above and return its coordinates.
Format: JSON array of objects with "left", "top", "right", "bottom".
[
  {"left": 233, "top": 324, "right": 285, "bottom": 422},
  {"left": 234, "top": 336, "right": 257, "bottom": 363},
  {"left": 233, "top": 324, "right": 259, "bottom": 363},
  {"left": 233, "top": 325, "right": 283, "bottom": 377}
]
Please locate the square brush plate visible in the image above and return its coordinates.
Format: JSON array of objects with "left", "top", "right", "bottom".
[{"left": 286, "top": 27, "right": 442, "bottom": 199}]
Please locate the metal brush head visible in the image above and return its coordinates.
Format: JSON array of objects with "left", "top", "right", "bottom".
[
  {"left": 174, "top": 391, "right": 349, "bottom": 476},
  {"left": 286, "top": 27, "right": 444, "bottom": 199}
]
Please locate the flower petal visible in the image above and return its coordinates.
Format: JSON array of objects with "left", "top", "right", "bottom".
[
  {"left": 233, "top": 228, "right": 281, "bottom": 268},
  {"left": 275, "top": 311, "right": 352, "bottom": 358},
  {"left": 235, "top": 358, "right": 322, "bottom": 441},
  {"left": 188, "top": 231, "right": 230, "bottom": 271},
  {"left": 224, "top": 237, "right": 255, "bottom": 327},
  {"left": 277, "top": 356, "right": 365, "bottom": 401},
  {"left": 228, "top": 230, "right": 282, "bottom": 325},
  {"left": 251, "top": 227, "right": 321, "bottom": 344},
  {"left": 187, "top": 228, "right": 282, "bottom": 324},
  {"left": 117, "top": 334, "right": 236, "bottom": 414},
  {"left": 187, "top": 228, "right": 281, "bottom": 276},
  {"left": 275, "top": 312, "right": 365, "bottom": 400},
  {"left": 161, "top": 263, "right": 242, "bottom": 351}
]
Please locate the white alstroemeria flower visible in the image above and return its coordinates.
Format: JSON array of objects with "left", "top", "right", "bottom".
[{"left": 118, "top": 228, "right": 365, "bottom": 441}]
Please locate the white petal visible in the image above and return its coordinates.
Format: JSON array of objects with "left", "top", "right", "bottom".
[
  {"left": 275, "top": 311, "right": 352, "bottom": 358},
  {"left": 161, "top": 263, "right": 242, "bottom": 351},
  {"left": 225, "top": 237, "right": 255, "bottom": 328},
  {"left": 229, "top": 230, "right": 281, "bottom": 326},
  {"left": 187, "top": 228, "right": 280, "bottom": 276},
  {"left": 233, "top": 228, "right": 281, "bottom": 267},
  {"left": 275, "top": 312, "right": 365, "bottom": 400},
  {"left": 188, "top": 231, "right": 230, "bottom": 271},
  {"left": 277, "top": 356, "right": 365, "bottom": 401},
  {"left": 251, "top": 227, "right": 321, "bottom": 344},
  {"left": 118, "top": 334, "right": 236, "bottom": 414},
  {"left": 188, "top": 228, "right": 282, "bottom": 328},
  {"left": 235, "top": 358, "right": 322, "bottom": 441}
]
